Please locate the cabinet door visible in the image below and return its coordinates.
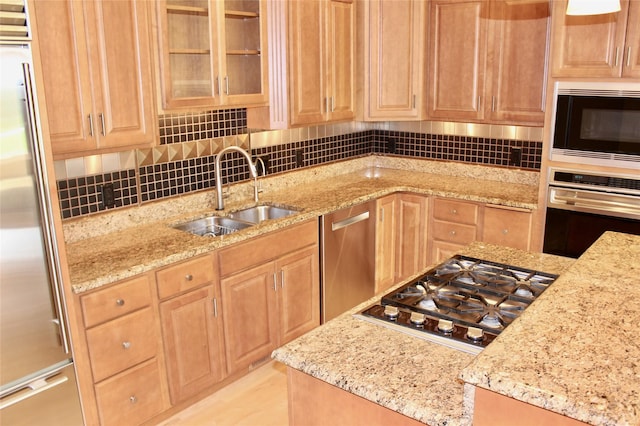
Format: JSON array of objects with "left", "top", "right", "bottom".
[
  {"left": 623, "top": 1, "right": 640, "bottom": 77},
  {"left": 221, "top": 0, "right": 269, "bottom": 105},
  {"left": 157, "top": 0, "right": 222, "bottom": 108},
  {"left": 31, "top": 0, "right": 95, "bottom": 154},
  {"left": 327, "top": 0, "right": 355, "bottom": 122},
  {"left": 485, "top": 1, "right": 549, "bottom": 125},
  {"left": 429, "top": 0, "right": 487, "bottom": 121},
  {"left": 395, "top": 194, "right": 429, "bottom": 282},
  {"left": 375, "top": 194, "right": 397, "bottom": 293},
  {"left": 85, "top": 0, "right": 154, "bottom": 150},
  {"left": 277, "top": 246, "right": 320, "bottom": 344},
  {"left": 366, "top": 0, "right": 426, "bottom": 120},
  {"left": 289, "top": 0, "right": 326, "bottom": 126},
  {"left": 221, "top": 263, "right": 278, "bottom": 374},
  {"left": 482, "top": 205, "right": 532, "bottom": 251},
  {"left": 160, "top": 285, "right": 225, "bottom": 404},
  {"left": 550, "top": 0, "right": 629, "bottom": 77}
]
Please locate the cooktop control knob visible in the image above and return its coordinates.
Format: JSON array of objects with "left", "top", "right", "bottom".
[
  {"left": 437, "top": 319, "right": 454, "bottom": 333},
  {"left": 410, "top": 311, "right": 425, "bottom": 325},
  {"left": 384, "top": 305, "right": 399, "bottom": 319},
  {"left": 466, "top": 327, "right": 484, "bottom": 342}
]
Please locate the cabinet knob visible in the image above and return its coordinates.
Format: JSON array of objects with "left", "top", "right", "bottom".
[
  {"left": 116, "top": 299, "right": 125, "bottom": 306},
  {"left": 122, "top": 341, "right": 131, "bottom": 349},
  {"left": 129, "top": 396, "right": 137, "bottom": 404},
  {"left": 451, "top": 209, "right": 457, "bottom": 215},
  {"left": 502, "top": 229, "right": 509, "bottom": 235},
  {"left": 185, "top": 274, "right": 193, "bottom": 281},
  {"left": 450, "top": 230, "right": 457, "bottom": 236}
]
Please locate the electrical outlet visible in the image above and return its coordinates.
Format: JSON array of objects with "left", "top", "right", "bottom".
[
  {"left": 295, "top": 149, "right": 304, "bottom": 167},
  {"left": 387, "top": 138, "right": 397, "bottom": 154},
  {"left": 101, "top": 183, "right": 116, "bottom": 208},
  {"left": 509, "top": 148, "right": 522, "bottom": 166}
]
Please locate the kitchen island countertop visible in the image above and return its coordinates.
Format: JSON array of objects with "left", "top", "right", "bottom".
[{"left": 272, "top": 241, "right": 576, "bottom": 426}]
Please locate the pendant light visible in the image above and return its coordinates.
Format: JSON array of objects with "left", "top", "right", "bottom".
[{"left": 566, "top": 0, "right": 621, "bottom": 15}]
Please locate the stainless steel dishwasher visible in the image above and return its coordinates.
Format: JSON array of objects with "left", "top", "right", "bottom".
[{"left": 321, "top": 201, "right": 376, "bottom": 322}]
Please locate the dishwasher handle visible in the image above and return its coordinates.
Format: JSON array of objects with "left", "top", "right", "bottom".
[{"left": 331, "top": 211, "right": 370, "bottom": 231}]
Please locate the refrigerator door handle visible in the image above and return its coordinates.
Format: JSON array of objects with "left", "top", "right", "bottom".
[
  {"left": 0, "top": 374, "right": 69, "bottom": 410},
  {"left": 21, "top": 63, "right": 72, "bottom": 355}
]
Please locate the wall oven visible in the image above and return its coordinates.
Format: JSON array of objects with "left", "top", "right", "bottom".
[
  {"left": 550, "top": 81, "right": 640, "bottom": 169},
  {"left": 543, "top": 167, "right": 640, "bottom": 258}
]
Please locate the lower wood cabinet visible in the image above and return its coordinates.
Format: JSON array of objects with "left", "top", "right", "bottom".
[
  {"left": 430, "top": 197, "right": 481, "bottom": 264},
  {"left": 375, "top": 193, "right": 430, "bottom": 293},
  {"left": 482, "top": 205, "right": 533, "bottom": 251},
  {"left": 78, "top": 274, "right": 168, "bottom": 426},
  {"left": 156, "top": 254, "right": 226, "bottom": 404},
  {"left": 219, "top": 220, "right": 320, "bottom": 374}
]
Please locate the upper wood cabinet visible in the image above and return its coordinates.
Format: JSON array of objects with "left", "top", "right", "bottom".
[
  {"left": 288, "top": 0, "right": 355, "bottom": 126},
  {"left": 551, "top": 0, "right": 640, "bottom": 78},
  {"left": 485, "top": 1, "right": 550, "bottom": 124},
  {"left": 156, "top": 0, "right": 269, "bottom": 109},
  {"left": 428, "top": 0, "right": 549, "bottom": 125},
  {"left": 428, "top": 0, "right": 487, "bottom": 122},
  {"left": 31, "top": 0, "right": 155, "bottom": 157},
  {"left": 363, "top": 0, "right": 427, "bottom": 121}
]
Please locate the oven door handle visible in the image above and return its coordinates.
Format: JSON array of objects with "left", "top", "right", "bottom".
[{"left": 548, "top": 187, "right": 640, "bottom": 219}]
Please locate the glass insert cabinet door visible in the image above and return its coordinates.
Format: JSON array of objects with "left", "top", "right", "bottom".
[{"left": 157, "top": 0, "right": 268, "bottom": 109}]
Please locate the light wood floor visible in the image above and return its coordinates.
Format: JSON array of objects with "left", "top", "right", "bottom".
[{"left": 157, "top": 361, "right": 289, "bottom": 426}]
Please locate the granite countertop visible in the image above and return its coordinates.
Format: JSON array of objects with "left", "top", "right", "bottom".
[
  {"left": 64, "top": 156, "right": 539, "bottom": 293},
  {"left": 460, "top": 232, "right": 640, "bottom": 426},
  {"left": 272, "top": 242, "right": 575, "bottom": 426}
]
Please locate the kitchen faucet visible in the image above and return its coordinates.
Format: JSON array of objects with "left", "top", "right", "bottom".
[{"left": 214, "top": 146, "right": 258, "bottom": 210}]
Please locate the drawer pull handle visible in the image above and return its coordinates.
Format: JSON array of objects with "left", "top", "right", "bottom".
[
  {"left": 450, "top": 230, "right": 457, "bottom": 236},
  {"left": 502, "top": 229, "right": 509, "bottom": 235},
  {"left": 122, "top": 341, "right": 131, "bottom": 349},
  {"left": 116, "top": 299, "right": 125, "bottom": 306},
  {"left": 451, "top": 209, "right": 457, "bottom": 215},
  {"left": 129, "top": 396, "right": 137, "bottom": 404},
  {"left": 185, "top": 274, "right": 193, "bottom": 281}
]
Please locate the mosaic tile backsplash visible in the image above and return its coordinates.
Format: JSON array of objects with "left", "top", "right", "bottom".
[{"left": 57, "top": 108, "right": 543, "bottom": 219}]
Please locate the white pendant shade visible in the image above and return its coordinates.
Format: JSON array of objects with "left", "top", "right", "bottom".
[{"left": 566, "top": 0, "right": 621, "bottom": 15}]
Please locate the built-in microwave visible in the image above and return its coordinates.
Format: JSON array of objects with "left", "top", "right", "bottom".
[{"left": 550, "top": 81, "right": 640, "bottom": 170}]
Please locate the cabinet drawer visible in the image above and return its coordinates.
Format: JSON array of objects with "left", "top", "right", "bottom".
[
  {"left": 156, "top": 254, "right": 217, "bottom": 300},
  {"left": 86, "top": 307, "right": 158, "bottom": 382},
  {"left": 94, "top": 358, "right": 165, "bottom": 426},
  {"left": 432, "top": 220, "right": 477, "bottom": 245},
  {"left": 81, "top": 275, "right": 152, "bottom": 328},
  {"left": 432, "top": 198, "right": 479, "bottom": 225},
  {"left": 482, "top": 205, "right": 532, "bottom": 251},
  {"left": 219, "top": 220, "right": 318, "bottom": 277}
]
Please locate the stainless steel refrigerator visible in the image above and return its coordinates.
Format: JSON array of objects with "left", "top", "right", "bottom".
[{"left": 0, "top": 43, "right": 84, "bottom": 424}]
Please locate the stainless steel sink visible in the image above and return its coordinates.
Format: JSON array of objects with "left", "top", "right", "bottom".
[
  {"left": 229, "top": 205, "right": 300, "bottom": 224},
  {"left": 173, "top": 216, "right": 252, "bottom": 237}
]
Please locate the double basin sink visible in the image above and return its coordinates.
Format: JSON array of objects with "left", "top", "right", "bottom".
[{"left": 173, "top": 205, "right": 300, "bottom": 237}]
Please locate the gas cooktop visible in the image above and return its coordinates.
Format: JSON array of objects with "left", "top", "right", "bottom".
[{"left": 356, "top": 255, "right": 558, "bottom": 354}]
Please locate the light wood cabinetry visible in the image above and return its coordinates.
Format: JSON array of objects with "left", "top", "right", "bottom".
[
  {"left": 482, "top": 205, "right": 533, "bottom": 251},
  {"left": 79, "top": 275, "right": 167, "bottom": 426},
  {"left": 218, "top": 220, "right": 320, "bottom": 374},
  {"left": 31, "top": 0, "right": 155, "bottom": 157},
  {"left": 396, "top": 194, "right": 430, "bottom": 281},
  {"left": 551, "top": 0, "right": 640, "bottom": 78},
  {"left": 288, "top": 0, "right": 355, "bottom": 126},
  {"left": 428, "top": 0, "right": 487, "bottom": 122},
  {"left": 375, "top": 193, "right": 429, "bottom": 293},
  {"left": 363, "top": 0, "right": 427, "bottom": 121},
  {"left": 375, "top": 194, "right": 397, "bottom": 293},
  {"left": 428, "top": 0, "right": 549, "bottom": 125},
  {"left": 156, "top": 255, "right": 226, "bottom": 404},
  {"left": 156, "top": 0, "right": 268, "bottom": 109},
  {"left": 430, "top": 197, "right": 481, "bottom": 264}
]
